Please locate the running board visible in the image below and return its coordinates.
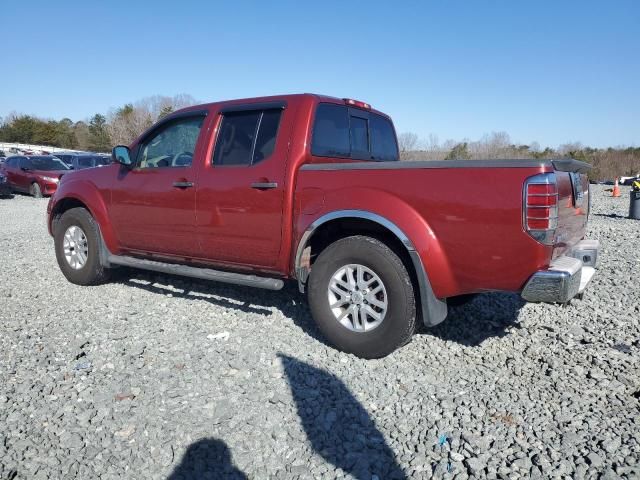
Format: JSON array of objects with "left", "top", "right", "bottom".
[{"left": 107, "top": 255, "right": 284, "bottom": 290}]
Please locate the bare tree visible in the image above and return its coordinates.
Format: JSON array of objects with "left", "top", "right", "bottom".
[
  {"left": 107, "top": 94, "right": 199, "bottom": 145},
  {"left": 558, "top": 142, "right": 584, "bottom": 156},
  {"left": 135, "top": 94, "right": 198, "bottom": 120},
  {"left": 469, "top": 131, "right": 514, "bottom": 159},
  {"left": 397, "top": 132, "right": 419, "bottom": 159},
  {"left": 107, "top": 104, "right": 153, "bottom": 145}
]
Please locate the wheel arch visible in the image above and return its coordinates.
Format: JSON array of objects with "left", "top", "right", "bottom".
[
  {"left": 48, "top": 182, "right": 118, "bottom": 255},
  {"left": 294, "top": 210, "right": 447, "bottom": 327},
  {"left": 50, "top": 197, "right": 90, "bottom": 234}
]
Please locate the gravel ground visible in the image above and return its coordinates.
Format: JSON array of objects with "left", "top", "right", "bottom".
[{"left": 1, "top": 185, "right": 639, "bottom": 480}]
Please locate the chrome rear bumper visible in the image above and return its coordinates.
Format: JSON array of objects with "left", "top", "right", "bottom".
[{"left": 521, "top": 239, "right": 599, "bottom": 303}]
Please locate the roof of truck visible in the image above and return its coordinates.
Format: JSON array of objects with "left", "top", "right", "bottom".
[{"left": 173, "top": 93, "right": 391, "bottom": 118}]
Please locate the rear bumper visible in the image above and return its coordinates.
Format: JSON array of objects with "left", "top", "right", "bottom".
[{"left": 521, "top": 239, "right": 599, "bottom": 303}]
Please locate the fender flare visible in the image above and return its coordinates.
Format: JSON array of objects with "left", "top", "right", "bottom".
[
  {"left": 294, "top": 209, "right": 447, "bottom": 327},
  {"left": 49, "top": 180, "right": 118, "bottom": 254}
]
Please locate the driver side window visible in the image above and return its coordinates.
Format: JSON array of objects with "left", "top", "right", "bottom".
[{"left": 137, "top": 116, "right": 204, "bottom": 169}]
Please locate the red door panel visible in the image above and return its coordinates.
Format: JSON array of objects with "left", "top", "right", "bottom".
[
  {"left": 196, "top": 165, "right": 286, "bottom": 268},
  {"left": 109, "top": 168, "right": 198, "bottom": 256}
]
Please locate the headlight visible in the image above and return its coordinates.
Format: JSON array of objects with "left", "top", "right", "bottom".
[{"left": 41, "top": 176, "right": 59, "bottom": 183}]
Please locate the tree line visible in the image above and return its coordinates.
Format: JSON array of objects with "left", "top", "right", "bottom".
[
  {"left": 0, "top": 94, "right": 197, "bottom": 153},
  {"left": 1, "top": 96, "right": 637, "bottom": 181},
  {"left": 398, "top": 131, "right": 640, "bottom": 181}
]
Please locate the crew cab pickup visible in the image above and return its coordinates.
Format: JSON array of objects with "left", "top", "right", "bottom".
[{"left": 47, "top": 94, "right": 599, "bottom": 358}]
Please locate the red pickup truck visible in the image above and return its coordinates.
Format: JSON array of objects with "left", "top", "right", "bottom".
[{"left": 47, "top": 94, "right": 599, "bottom": 358}]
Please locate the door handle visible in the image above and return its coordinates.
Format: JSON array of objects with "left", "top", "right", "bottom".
[
  {"left": 173, "top": 181, "right": 194, "bottom": 189},
  {"left": 251, "top": 182, "right": 278, "bottom": 190}
]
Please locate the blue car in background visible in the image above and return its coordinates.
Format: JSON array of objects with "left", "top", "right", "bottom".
[{"left": 53, "top": 152, "right": 111, "bottom": 170}]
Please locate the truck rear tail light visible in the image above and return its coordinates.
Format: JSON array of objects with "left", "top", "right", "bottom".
[
  {"left": 343, "top": 98, "right": 371, "bottom": 109},
  {"left": 524, "top": 173, "right": 558, "bottom": 245}
]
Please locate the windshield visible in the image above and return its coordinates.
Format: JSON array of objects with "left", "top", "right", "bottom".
[{"left": 24, "top": 156, "right": 71, "bottom": 171}]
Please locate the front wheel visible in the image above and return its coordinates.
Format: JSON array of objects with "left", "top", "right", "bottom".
[
  {"left": 307, "top": 235, "right": 416, "bottom": 359},
  {"left": 30, "top": 182, "right": 43, "bottom": 198},
  {"left": 54, "top": 208, "right": 110, "bottom": 285}
]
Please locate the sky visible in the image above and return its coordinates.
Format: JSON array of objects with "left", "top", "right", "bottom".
[{"left": 1, "top": 0, "right": 638, "bottom": 148}]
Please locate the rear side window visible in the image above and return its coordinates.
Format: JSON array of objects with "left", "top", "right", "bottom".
[
  {"left": 213, "top": 109, "right": 283, "bottom": 166},
  {"left": 311, "top": 104, "right": 350, "bottom": 157},
  {"left": 254, "top": 110, "right": 281, "bottom": 163},
  {"left": 311, "top": 103, "right": 398, "bottom": 161}
]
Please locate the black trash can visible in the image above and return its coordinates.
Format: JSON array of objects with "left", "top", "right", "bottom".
[{"left": 630, "top": 190, "right": 640, "bottom": 220}]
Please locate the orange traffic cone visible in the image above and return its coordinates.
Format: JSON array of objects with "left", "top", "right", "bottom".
[{"left": 612, "top": 178, "right": 621, "bottom": 197}]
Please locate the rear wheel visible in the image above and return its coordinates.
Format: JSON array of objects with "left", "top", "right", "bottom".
[
  {"left": 30, "top": 182, "right": 43, "bottom": 198},
  {"left": 54, "top": 208, "right": 110, "bottom": 285},
  {"left": 307, "top": 235, "right": 416, "bottom": 359}
]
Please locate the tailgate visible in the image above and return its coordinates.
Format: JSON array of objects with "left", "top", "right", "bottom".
[{"left": 552, "top": 160, "right": 591, "bottom": 257}]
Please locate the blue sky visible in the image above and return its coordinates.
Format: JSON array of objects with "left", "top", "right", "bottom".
[{"left": 1, "top": 0, "right": 638, "bottom": 147}]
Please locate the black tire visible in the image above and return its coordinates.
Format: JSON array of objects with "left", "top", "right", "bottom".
[
  {"left": 307, "top": 235, "right": 416, "bottom": 359},
  {"left": 54, "top": 207, "right": 110, "bottom": 286},
  {"left": 30, "top": 182, "right": 43, "bottom": 198}
]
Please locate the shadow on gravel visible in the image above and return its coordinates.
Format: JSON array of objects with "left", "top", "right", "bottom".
[
  {"left": 115, "top": 269, "right": 332, "bottom": 341},
  {"left": 115, "top": 269, "right": 277, "bottom": 316},
  {"left": 279, "top": 354, "right": 407, "bottom": 480},
  {"left": 167, "top": 438, "right": 247, "bottom": 479},
  {"left": 424, "top": 292, "right": 526, "bottom": 347},
  {"left": 593, "top": 213, "right": 628, "bottom": 219}
]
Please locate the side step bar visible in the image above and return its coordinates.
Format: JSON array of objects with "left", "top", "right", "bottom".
[{"left": 107, "top": 255, "right": 284, "bottom": 291}]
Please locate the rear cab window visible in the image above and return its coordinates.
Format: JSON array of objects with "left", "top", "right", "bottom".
[{"left": 311, "top": 103, "right": 399, "bottom": 161}]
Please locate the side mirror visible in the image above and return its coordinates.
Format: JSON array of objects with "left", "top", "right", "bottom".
[
  {"left": 20, "top": 166, "right": 31, "bottom": 172},
  {"left": 112, "top": 145, "right": 133, "bottom": 167}
]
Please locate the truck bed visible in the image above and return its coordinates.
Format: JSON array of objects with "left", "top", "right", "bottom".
[{"left": 295, "top": 159, "right": 590, "bottom": 299}]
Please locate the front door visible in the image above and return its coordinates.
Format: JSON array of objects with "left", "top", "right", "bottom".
[
  {"left": 195, "top": 105, "right": 290, "bottom": 269},
  {"left": 109, "top": 114, "right": 206, "bottom": 257}
]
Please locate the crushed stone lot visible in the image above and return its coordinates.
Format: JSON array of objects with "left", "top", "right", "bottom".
[{"left": 0, "top": 185, "right": 639, "bottom": 480}]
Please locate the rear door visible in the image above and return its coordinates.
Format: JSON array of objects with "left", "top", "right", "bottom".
[
  {"left": 195, "top": 102, "right": 292, "bottom": 269},
  {"left": 109, "top": 113, "right": 207, "bottom": 257},
  {"left": 3, "top": 157, "right": 23, "bottom": 189}
]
